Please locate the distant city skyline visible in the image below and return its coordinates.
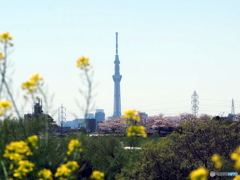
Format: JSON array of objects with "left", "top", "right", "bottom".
[{"left": 2, "top": 0, "right": 240, "bottom": 121}]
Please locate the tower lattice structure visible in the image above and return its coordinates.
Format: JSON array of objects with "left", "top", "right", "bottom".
[
  {"left": 191, "top": 91, "right": 199, "bottom": 116},
  {"left": 231, "top": 98, "right": 236, "bottom": 121},
  {"left": 112, "top": 32, "right": 122, "bottom": 118},
  {"left": 58, "top": 104, "right": 66, "bottom": 136}
]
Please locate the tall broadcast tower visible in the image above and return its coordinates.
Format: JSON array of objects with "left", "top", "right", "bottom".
[{"left": 112, "top": 32, "right": 122, "bottom": 117}]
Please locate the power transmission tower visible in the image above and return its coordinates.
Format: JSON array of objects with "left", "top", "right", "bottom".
[
  {"left": 231, "top": 98, "right": 236, "bottom": 121},
  {"left": 58, "top": 104, "right": 66, "bottom": 136},
  {"left": 191, "top": 91, "right": 199, "bottom": 116}
]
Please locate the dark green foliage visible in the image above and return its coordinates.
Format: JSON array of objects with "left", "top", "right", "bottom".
[
  {"left": 117, "top": 119, "right": 240, "bottom": 180},
  {"left": 1, "top": 117, "right": 240, "bottom": 179}
]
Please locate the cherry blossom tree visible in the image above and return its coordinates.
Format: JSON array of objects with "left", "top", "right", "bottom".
[
  {"left": 196, "top": 114, "right": 211, "bottom": 121},
  {"left": 98, "top": 117, "right": 123, "bottom": 133},
  {"left": 146, "top": 114, "right": 174, "bottom": 136}
]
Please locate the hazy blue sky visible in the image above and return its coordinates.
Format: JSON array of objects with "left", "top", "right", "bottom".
[{"left": 2, "top": 0, "right": 240, "bottom": 121}]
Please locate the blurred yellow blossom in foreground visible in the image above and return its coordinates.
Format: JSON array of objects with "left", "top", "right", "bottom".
[
  {"left": 189, "top": 167, "right": 208, "bottom": 180},
  {"left": 127, "top": 125, "right": 147, "bottom": 138},
  {"left": 37, "top": 169, "right": 53, "bottom": 180},
  {"left": 0, "top": 100, "right": 12, "bottom": 115},
  {"left": 122, "top": 109, "right": 140, "bottom": 122},
  {"left": 21, "top": 74, "right": 43, "bottom": 94},
  {"left": 231, "top": 146, "right": 240, "bottom": 170},
  {"left": 90, "top": 171, "right": 105, "bottom": 180},
  {"left": 67, "top": 139, "right": 83, "bottom": 155},
  {"left": 13, "top": 160, "right": 34, "bottom": 179},
  {"left": 3, "top": 141, "right": 33, "bottom": 162},
  {"left": 0, "top": 52, "right": 4, "bottom": 59},
  {"left": 211, "top": 154, "right": 222, "bottom": 169},
  {"left": 0, "top": 32, "right": 12, "bottom": 40},
  {"left": 55, "top": 161, "right": 79, "bottom": 178},
  {"left": 27, "top": 135, "right": 39, "bottom": 149},
  {"left": 76, "top": 56, "right": 91, "bottom": 70}
]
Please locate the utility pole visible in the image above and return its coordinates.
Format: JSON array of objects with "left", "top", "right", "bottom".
[
  {"left": 58, "top": 104, "right": 66, "bottom": 136},
  {"left": 191, "top": 91, "right": 199, "bottom": 116}
]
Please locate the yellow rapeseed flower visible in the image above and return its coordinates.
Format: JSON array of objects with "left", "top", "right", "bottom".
[
  {"left": 13, "top": 160, "right": 34, "bottom": 179},
  {"left": 0, "top": 32, "right": 12, "bottom": 41},
  {"left": 214, "top": 161, "right": 222, "bottom": 169},
  {"left": 76, "top": 56, "right": 91, "bottom": 69},
  {"left": 90, "top": 171, "right": 105, "bottom": 180},
  {"left": 30, "top": 74, "right": 43, "bottom": 84},
  {"left": 67, "top": 139, "right": 82, "bottom": 155},
  {"left": 231, "top": 146, "right": 240, "bottom": 170},
  {"left": 211, "top": 154, "right": 222, "bottom": 169},
  {"left": 189, "top": 167, "right": 208, "bottom": 180},
  {"left": 21, "top": 80, "right": 37, "bottom": 93},
  {"left": 211, "top": 154, "right": 221, "bottom": 162},
  {"left": 233, "top": 175, "right": 240, "bottom": 180},
  {"left": 21, "top": 74, "right": 43, "bottom": 94},
  {"left": 122, "top": 109, "right": 141, "bottom": 122},
  {"left": 235, "top": 159, "right": 240, "bottom": 170},
  {"left": 0, "top": 100, "right": 12, "bottom": 109},
  {"left": 127, "top": 125, "right": 147, "bottom": 138},
  {"left": 37, "top": 169, "right": 53, "bottom": 180},
  {"left": 0, "top": 52, "right": 4, "bottom": 59},
  {"left": 3, "top": 141, "right": 33, "bottom": 162},
  {"left": 27, "top": 135, "right": 39, "bottom": 149},
  {"left": 55, "top": 161, "right": 79, "bottom": 177},
  {"left": 231, "top": 153, "right": 240, "bottom": 161}
]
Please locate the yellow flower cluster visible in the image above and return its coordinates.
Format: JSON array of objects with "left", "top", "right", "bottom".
[
  {"left": 37, "top": 169, "right": 53, "bottom": 180},
  {"left": 121, "top": 109, "right": 147, "bottom": 138},
  {"left": 76, "top": 56, "right": 91, "bottom": 70},
  {"left": 127, "top": 125, "right": 147, "bottom": 138},
  {"left": 189, "top": 167, "right": 208, "bottom": 180},
  {"left": 13, "top": 160, "right": 34, "bottom": 179},
  {"left": 55, "top": 161, "right": 79, "bottom": 178},
  {"left": 3, "top": 136, "right": 39, "bottom": 179},
  {"left": 27, "top": 135, "right": 39, "bottom": 149},
  {"left": 0, "top": 32, "right": 12, "bottom": 41},
  {"left": 66, "top": 139, "right": 83, "bottom": 155},
  {"left": 211, "top": 154, "right": 222, "bottom": 169},
  {"left": 122, "top": 109, "right": 140, "bottom": 122},
  {"left": 231, "top": 146, "right": 240, "bottom": 170},
  {"left": 3, "top": 141, "right": 33, "bottom": 162},
  {"left": 0, "top": 100, "right": 12, "bottom": 115},
  {"left": 90, "top": 171, "right": 105, "bottom": 180},
  {"left": 0, "top": 52, "right": 4, "bottom": 59},
  {"left": 21, "top": 74, "right": 43, "bottom": 94},
  {"left": 0, "top": 32, "right": 13, "bottom": 45},
  {"left": 234, "top": 175, "right": 240, "bottom": 180}
]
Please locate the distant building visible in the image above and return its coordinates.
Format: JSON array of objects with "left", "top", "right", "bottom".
[
  {"left": 62, "top": 119, "right": 85, "bottom": 129},
  {"left": 95, "top": 109, "right": 105, "bottom": 130},
  {"left": 86, "top": 113, "right": 95, "bottom": 119},
  {"left": 24, "top": 100, "right": 55, "bottom": 125},
  {"left": 86, "top": 118, "right": 96, "bottom": 133},
  {"left": 139, "top": 112, "right": 148, "bottom": 125}
]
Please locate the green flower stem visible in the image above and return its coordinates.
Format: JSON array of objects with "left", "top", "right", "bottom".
[{"left": 83, "top": 67, "right": 92, "bottom": 128}]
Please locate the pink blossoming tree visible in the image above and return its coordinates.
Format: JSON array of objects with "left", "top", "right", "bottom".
[
  {"left": 98, "top": 117, "right": 123, "bottom": 133},
  {"left": 146, "top": 114, "right": 174, "bottom": 136}
]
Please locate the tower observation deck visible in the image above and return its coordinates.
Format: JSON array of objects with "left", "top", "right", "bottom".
[{"left": 112, "top": 32, "right": 122, "bottom": 117}]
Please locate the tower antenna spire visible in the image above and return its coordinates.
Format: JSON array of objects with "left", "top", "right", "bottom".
[
  {"left": 112, "top": 32, "right": 122, "bottom": 117},
  {"left": 116, "top": 32, "right": 118, "bottom": 55}
]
